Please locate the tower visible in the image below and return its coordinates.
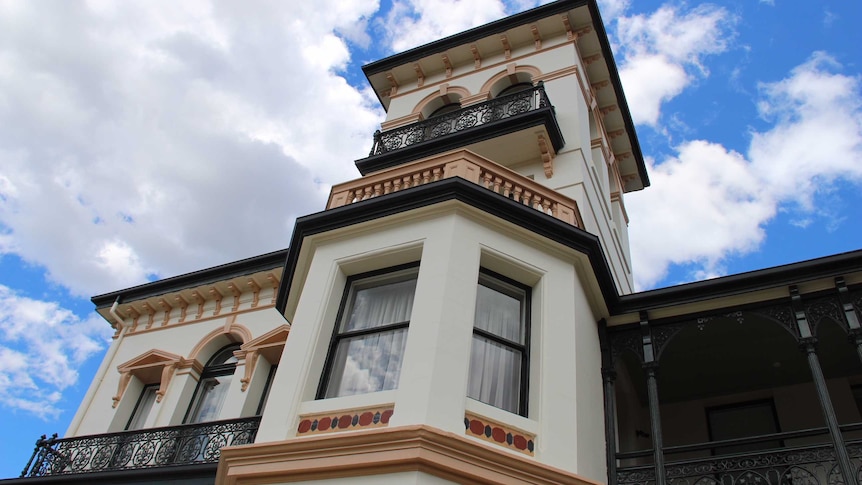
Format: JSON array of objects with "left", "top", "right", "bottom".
[{"left": 14, "top": 0, "right": 862, "bottom": 484}]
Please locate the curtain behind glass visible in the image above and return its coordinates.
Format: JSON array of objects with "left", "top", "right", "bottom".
[
  {"left": 467, "top": 281, "right": 525, "bottom": 414},
  {"left": 343, "top": 278, "right": 416, "bottom": 331},
  {"left": 126, "top": 385, "right": 158, "bottom": 430},
  {"left": 326, "top": 276, "right": 416, "bottom": 397},
  {"left": 188, "top": 374, "right": 233, "bottom": 423}
]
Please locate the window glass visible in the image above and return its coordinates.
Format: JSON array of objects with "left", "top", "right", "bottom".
[
  {"left": 125, "top": 384, "right": 158, "bottom": 430},
  {"left": 321, "top": 266, "right": 417, "bottom": 399},
  {"left": 185, "top": 344, "right": 240, "bottom": 423},
  {"left": 468, "top": 271, "right": 529, "bottom": 415}
]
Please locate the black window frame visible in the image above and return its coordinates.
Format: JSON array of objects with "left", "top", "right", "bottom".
[
  {"left": 255, "top": 364, "right": 278, "bottom": 415},
  {"left": 183, "top": 343, "right": 241, "bottom": 424},
  {"left": 316, "top": 262, "right": 420, "bottom": 400},
  {"left": 124, "top": 383, "right": 159, "bottom": 430},
  {"left": 468, "top": 268, "right": 531, "bottom": 416}
]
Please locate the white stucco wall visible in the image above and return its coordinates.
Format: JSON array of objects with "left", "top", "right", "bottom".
[{"left": 257, "top": 207, "right": 607, "bottom": 481}]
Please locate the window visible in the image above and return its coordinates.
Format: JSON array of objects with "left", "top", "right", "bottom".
[
  {"left": 467, "top": 270, "right": 530, "bottom": 415},
  {"left": 319, "top": 264, "right": 418, "bottom": 399},
  {"left": 706, "top": 399, "right": 781, "bottom": 454},
  {"left": 125, "top": 384, "right": 158, "bottom": 430},
  {"left": 256, "top": 365, "right": 277, "bottom": 415},
  {"left": 184, "top": 344, "right": 240, "bottom": 423}
]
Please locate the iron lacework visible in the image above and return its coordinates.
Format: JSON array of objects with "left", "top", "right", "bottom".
[
  {"left": 617, "top": 437, "right": 862, "bottom": 484},
  {"left": 367, "top": 83, "right": 559, "bottom": 157},
  {"left": 20, "top": 416, "right": 259, "bottom": 478}
]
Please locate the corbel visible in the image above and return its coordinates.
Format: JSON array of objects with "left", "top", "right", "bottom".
[
  {"left": 615, "top": 151, "right": 632, "bottom": 161},
  {"left": 235, "top": 349, "right": 258, "bottom": 392},
  {"left": 386, "top": 72, "right": 399, "bottom": 96},
  {"left": 470, "top": 44, "right": 481, "bottom": 68},
  {"left": 174, "top": 295, "right": 188, "bottom": 323},
  {"left": 500, "top": 34, "right": 511, "bottom": 59},
  {"left": 835, "top": 277, "right": 862, "bottom": 331},
  {"left": 141, "top": 302, "right": 156, "bottom": 329},
  {"left": 506, "top": 62, "right": 517, "bottom": 76},
  {"left": 266, "top": 273, "right": 280, "bottom": 304},
  {"left": 441, "top": 53, "right": 453, "bottom": 78},
  {"left": 209, "top": 287, "right": 223, "bottom": 315},
  {"left": 248, "top": 278, "right": 261, "bottom": 308},
  {"left": 112, "top": 372, "right": 132, "bottom": 408},
  {"left": 591, "top": 80, "right": 610, "bottom": 91},
  {"left": 530, "top": 25, "right": 542, "bottom": 50},
  {"left": 582, "top": 53, "right": 601, "bottom": 65},
  {"left": 191, "top": 291, "right": 205, "bottom": 319},
  {"left": 227, "top": 282, "right": 242, "bottom": 312},
  {"left": 562, "top": 14, "right": 573, "bottom": 41},
  {"left": 157, "top": 298, "right": 173, "bottom": 327},
  {"left": 607, "top": 129, "right": 625, "bottom": 139},
  {"left": 413, "top": 63, "right": 425, "bottom": 87},
  {"left": 537, "top": 134, "right": 555, "bottom": 178},
  {"left": 573, "top": 25, "right": 592, "bottom": 41},
  {"left": 126, "top": 306, "right": 141, "bottom": 332},
  {"left": 156, "top": 362, "right": 178, "bottom": 403},
  {"left": 599, "top": 104, "right": 617, "bottom": 116}
]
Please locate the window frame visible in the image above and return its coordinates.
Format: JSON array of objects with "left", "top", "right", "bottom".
[
  {"left": 125, "top": 383, "right": 159, "bottom": 430},
  {"left": 468, "top": 268, "right": 531, "bottom": 416},
  {"left": 183, "top": 343, "right": 241, "bottom": 424},
  {"left": 316, "top": 262, "right": 420, "bottom": 400}
]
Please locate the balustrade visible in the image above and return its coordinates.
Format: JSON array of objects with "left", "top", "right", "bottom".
[
  {"left": 20, "top": 417, "right": 260, "bottom": 477},
  {"left": 328, "top": 150, "right": 584, "bottom": 229}
]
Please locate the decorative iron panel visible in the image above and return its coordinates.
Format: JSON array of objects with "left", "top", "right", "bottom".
[
  {"left": 618, "top": 441, "right": 862, "bottom": 485},
  {"left": 369, "top": 84, "right": 552, "bottom": 156},
  {"left": 21, "top": 416, "right": 260, "bottom": 477}
]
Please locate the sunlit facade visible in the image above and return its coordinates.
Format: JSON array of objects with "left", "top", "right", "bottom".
[{"left": 8, "top": 1, "right": 862, "bottom": 484}]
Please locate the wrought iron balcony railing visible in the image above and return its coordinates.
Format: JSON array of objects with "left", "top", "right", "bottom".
[
  {"left": 616, "top": 425, "right": 862, "bottom": 484},
  {"left": 20, "top": 416, "right": 260, "bottom": 478},
  {"left": 370, "top": 82, "right": 554, "bottom": 156},
  {"left": 357, "top": 82, "right": 564, "bottom": 175}
]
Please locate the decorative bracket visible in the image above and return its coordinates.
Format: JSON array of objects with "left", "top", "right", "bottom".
[
  {"left": 191, "top": 291, "right": 205, "bottom": 319},
  {"left": 500, "top": 34, "right": 511, "bottom": 59},
  {"left": 248, "top": 278, "right": 261, "bottom": 308},
  {"left": 530, "top": 25, "right": 542, "bottom": 50},
  {"left": 470, "top": 44, "right": 481, "bottom": 68},
  {"left": 562, "top": 14, "right": 573, "bottom": 41},
  {"left": 209, "top": 287, "right": 223, "bottom": 316},
  {"left": 537, "top": 134, "right": 555, "bottom": 178},
  {"left": 413, "top": 63, "right": 425, "bottom": 87},
  {"left": 441, "top": 54, "right": 453, "bottom": 78},
  {"left": 386, "top": 72, "right": 399, "bottom": 96},
  {"left": 157, "top": 298, "right": 173, "bottom": 327},
  {"left": 174, "top": 295, "right": 188, "bottom": 323},
  {"left": 227, "top": 283, "right": 242, "bottom": 312},
  {"left": 266, "top": 273, "right": 280, "bottom": 304}
]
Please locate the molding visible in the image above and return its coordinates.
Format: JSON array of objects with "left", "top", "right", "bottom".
[
  {"left": 479, "top": 65, "right": 543, "bottom": 95},
  {"left": 239, "top": 324, "right": 290, "bottom": 391},
  {"left": 381, "top": 113, "right": 424, "bottom": 131},
  {"left": 297, "top": 405, "right": 394, "bottom": 436},
  {"left": 465, "top": 412, "right": 536, "bottom": 456},
  {"left": 188, "top": 323, "right": 253, "bottom": 362},
  {"left": 216, "top": 425, "right": 601, "bottom": 485},
  {"left": 113, "top": 349, "right": 186, "bottom": 407},
  {"left": 91, "top": 249, "right": 288, "bottom": 309}
]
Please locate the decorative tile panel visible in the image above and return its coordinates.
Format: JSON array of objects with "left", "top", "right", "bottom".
[
  {"left": 464, "top": 412, "right": 535, "bottom": 456},
  {"left": 297, "top": 406, "right": 394, "bottom": 436}
]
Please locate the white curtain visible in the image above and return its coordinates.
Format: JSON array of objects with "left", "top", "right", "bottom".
[
  {"left": 467, "top": 283, "right": 524, "bottom": 414},
  {"left": 327, "top": 278, "right": 416, "bottom": 397},
  {"left": 188, "top": 374, "right": 232, "bottom": 423}
]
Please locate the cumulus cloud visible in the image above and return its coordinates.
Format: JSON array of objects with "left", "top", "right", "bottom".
[
  {"left": 614, "top": 4, "right": 735, "bottom": 125},
  {"left": 381, "top": 0, "right": 540, "bottom": 53},
  {"left": 0, "top": 285, "right": 112, "bottom": 418},
  {"left": 628, "top": 52, "right": 862, "bottom": 288},
  {"left": 0, "top": 1, "right": 384, "bottom": 297}
]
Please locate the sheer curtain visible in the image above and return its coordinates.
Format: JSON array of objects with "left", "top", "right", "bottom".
[
  {"left": 326, "top": 278, "right": 416, "bottom": 397},
  {"left": 468, "top": 282, "right": 524, "bottom": 414}
]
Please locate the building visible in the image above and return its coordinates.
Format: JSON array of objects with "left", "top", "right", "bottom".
[{"left": 9, "top": 0, "right": 862, "bottom": 484}]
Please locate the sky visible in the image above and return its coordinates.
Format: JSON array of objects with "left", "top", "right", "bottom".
[{"left": 0, "top": 0, "right": 861, "bottom": 477}]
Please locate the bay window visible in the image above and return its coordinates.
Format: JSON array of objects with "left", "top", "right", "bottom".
[
  {"left": 467, "top": 270, "right": 530, "bottom": 416},
  {"left": 319, "top": 264, "right": 418, "bottom": 399}
]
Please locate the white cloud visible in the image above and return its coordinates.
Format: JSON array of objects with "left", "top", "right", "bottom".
[
  {"left": 0, "top": 1, "right": 385, "bottom": 297},
  {"left": 628, "top": 52, "right": 862, "bottom": 289},
  {"left": 382, "top": 0, "right": 510, "bottom": 53},
  {"left": 597, "top": 0, "right": 630, "bottom": 20},
  {"left": 615, "top": 4, "right": 735, "bottom": 125},
  {"left": 0, "top": 285, "right": 112, "bottom": 418}
]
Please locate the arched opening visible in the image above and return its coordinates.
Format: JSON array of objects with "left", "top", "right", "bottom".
[
  {"left": 488, "top": 72, "right": 534, "bottom": 98},
  {"left": 184, "top": 344, "right": 241, "bottom": 423}
]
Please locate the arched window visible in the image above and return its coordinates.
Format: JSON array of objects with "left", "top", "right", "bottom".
[
  {"left": 496, "top": 82, "right": 533, "bottom": 97},
  {"left": 428, "top": 102, "right": 461, "bottom": 118},
  {"left": 184, "top": 344, "right": 240, "bottom": 423}
]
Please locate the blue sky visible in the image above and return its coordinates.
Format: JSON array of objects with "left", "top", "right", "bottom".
[{"left": 1, "top": 0, "right": 861, "bottom": 478}]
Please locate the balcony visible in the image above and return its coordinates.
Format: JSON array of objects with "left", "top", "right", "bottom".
[
  {"left": 330, "top": 149, "right": 584, "bottom": 229},
  {"left": 356, "top": 83, "right": 565, "bottom": 176},
  {"left": 18, "top": 417, "right": 259, "bottom": 479},
  {"left": 617, "top": 428, "right": 862, "bottom": 484}
]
